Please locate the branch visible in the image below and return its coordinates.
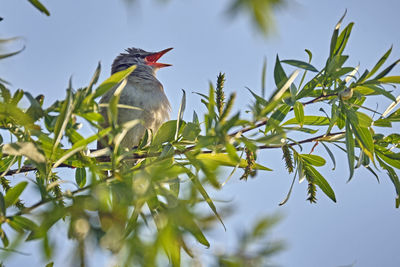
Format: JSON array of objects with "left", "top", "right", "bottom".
[
  {"left": 229, "top": 93, "right": 337, "bottom": 137},
  {"left": 4, "top": 94, "right": 338, "bottom": 177},
  {"left": 10, "top": 131, "right": 345, "bottom": 217}
]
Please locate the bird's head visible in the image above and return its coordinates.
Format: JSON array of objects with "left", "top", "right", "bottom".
[{"left": 111, "top": 47, "right": 173, "bottom": 75}]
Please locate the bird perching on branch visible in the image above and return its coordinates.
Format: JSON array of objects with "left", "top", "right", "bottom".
[{"left": 98, "top": 47, "right": 173, "bottom": 150}]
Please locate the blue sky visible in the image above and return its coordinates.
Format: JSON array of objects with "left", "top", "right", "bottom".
[{"left": 1, "top": 0, "right": 400, "bottom": 266}]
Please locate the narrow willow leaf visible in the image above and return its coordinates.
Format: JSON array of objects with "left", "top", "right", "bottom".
[
  {"left": 28, "top": 0, "right": 50, "bottom": 16},
  {"left": 192, "top": 111, "right": 199, "bottom": 125},
  {"left": 355, "top": 111, "right": 373, "bottom": 128},
  {"left": 382, "top": 94, "right": 400, "bottom": 118},
  {"left": 4, "top": 182, "right": 28, "bottom": 208},
  {"left": 271, "top": 69, "right": 300, "bottom": 102},
  {"left": 378, "top": 76, "right": 400, "bottom": 84},
  {"left": 345, "top": 119, "right": 355, "bottom": 181},
  {"left": 279, "top": 172, "right": 297, "bottom": 206},
  {"left": 273, "top": 54, "right": 287, "bottom": 88},
  {"left": 86, "top": 62, "right": 101, "bottom": 94},
  {"left": 3, "top": 142, "right": 46, "bottom": 164},
  {"left": 344, "top": 64, "right": 359, "bottom": 83},
  {"left": 373, "top": 118, "right": 392, "bottom": 127},
  {"left": 281, "top": 60, "right": 318, "bottom": 72},
  {"left": 373, "top": 59, "right": 400, "bottom": 80},
  {"left": 283, "top": 116, "right": 329, "bottom": 126},
  {"left": 261, "top": 57, "right": 267, "bottom": 98},
  {"left": 182, "top": 122, "right": 201, "bottom": 141},
  {"left": 52, "top": 88, "right": 74, "bottom": 156},
  {"left": 186, "top": 170, "right": 226, "bottom": 230},
  {"left": 0, "top": 229, "right": 9, "bottom": 247},
  {"left": 153, "top": 120, "right": 181, "bottom": 146},
  {"left": 377, "top": 151, "right": 400, "bottom": 169},
  {"left": 53, "top": 127, "right": 112, "bottom": 168},
  {"left": 320, "top": 142, "right": 336, "bottom": 170},
  {"left": 334, "top": 22, "right": 354, "bottom": 56},
  {"left": 0, "top": 193, "right": 5, "bottom": 216},
  {"left": 377, "top": 158, "right": 400, "bottom": 207},
  {"left": 247, "top": 87, "right": 268, "bottom": 106},
  {"left": 293, "top": 102, "right": 304, "bottom": 126},
  {"left": 92, "top": 65, "right": 136, "bottom": 99},
  {"left": 175, "top": 89, "right": 186, "bottom": 140},
  {"left": 75, "top": 168, "right": 86, "bottom": 188},
  {"left": 305, "top": 165, "right": 336, "bottom": 202},
  {"left": 329, "top": 9, "right": 347, "bottom": 57},
  {"left": 351, "top": 125, "right": 375, "bottom": 161},
  {"left": 196, "top": 153, "right": 272, "bottom": 171},
  {"left": 353, "top": 85, "right": 396, "bottom": 101},
  {"left": 265, "top": 104, "right": 291, "bottom": 133},
  {"left": 0, "top": 46, "right": 25, "bottom": 60},
  {"left": 299, "top": 154, "right": 326, "bottom": 167},
  {"left": 364, "top": 46, "right": 392, "bottom": 80}
]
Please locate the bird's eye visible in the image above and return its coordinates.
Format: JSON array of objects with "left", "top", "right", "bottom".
[{"left": 133, "top": 53, "right": 141, "bottom": 57}]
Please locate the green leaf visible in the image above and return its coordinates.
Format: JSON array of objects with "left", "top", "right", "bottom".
[
  {"left": 345, "top": 119, "right": 355, "bottom": 181},
  {"left": 175, "top": 89, "right": 186, "bottom": 140},
  {"left": 52, "top": 88, "right": 74, "bottom": 156},
  {"left": 79, "top": 112, "right": 104, "bottom": 123},
  {"left": 92, "top": 65, "right": 136, "bottom": 99},
  {"left": 53, "top": 127, "right": 111, "bottom": 168},
  {"left": 293, "top": 102, "right": 304, "bottom": 126},
  {"left": 364, "top": 46, "right": 392, "bottom": 80},
  {"left": 196, "top": 153, "right": 272, "bottom": 171},
  {"left": 320, "top": 142, "right": 336, "bottom": 170},
  {"left": 377, "top": 151, "right": 400, "bottom": 169},
  {"left": 87, "top": 62, "right": 101, "bottom": 93},
  {"left": 185, "top": 169, "right": 225, "bottom": 231},
  {"left": 273, "top": 55, "right": 287, "bottom": 88},
  {"left": 378, "top": 76, "right": 400, "bottom": 84},
  {"left": 261, "top": 57, "right": 267, "bottom": 98},
  {"left": 354, "top": 85, "right": 396, "bottom": 102},
  {"left": 0, "top": 192, "right": 5, "bottom": 216},
  {"left": 355, "top": 111, "right": 373, "bottom": 128},
  {"left": 153, "top": 120, "right": 182, "bottom": 146},
  {"left": 305, "top": 165, "right": 336, "bottom": 202},
  {"left": 377, "top": 158, "right": 400, "bottom": 207},
  {"left": 28, "top": 0, "right": 50, "bottom": 16},
  {"left": 281, "top": 60, "right": 318, "bottom": 72},
  {"left": 374, "top": 118, "right": 392, "bottom": 127},
  {"left": 3, "top": 142, "right": 46, "bottom": 164},
  {"left": 75, "top": 168, "right": 86, "bottom": 188},
  {"left": 265, "top": 104, "right": 291, "bottom": 133},
  {"left": 0, "top": 46, "right": 25, "bottom": 60},
  {"left": 4, "top": 182, "right": 28, "bottom": 208},
  {"left": 329, "top": 9, "right": 347, "bottom": 57},
  {"left": 334, "top": 22, "right": 354, "bottom": 56},
  {"left": 283, "top": 116, "right": 329, "bottom": 126},
  {"left": 247, "top": 87, "right": 268, "bottom": 106},
  {"left": 0, "top": 229, "right": 9, "bottom": 247},
  {"left": 300, "top": 154, "right": 326, "bottom": 167},
  {"left": 352, "top": 125, "right": 375, "bottom": 161},
  {"left": 373, "top": 59, "right": 400, "bottom": 80},
  {"left": 182, "top": 122, "right": 201, "bottom": 141}
]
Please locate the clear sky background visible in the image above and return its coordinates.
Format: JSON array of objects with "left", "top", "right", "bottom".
[{"left": 1, "top": 0, "right": 400, "bottom": 266}]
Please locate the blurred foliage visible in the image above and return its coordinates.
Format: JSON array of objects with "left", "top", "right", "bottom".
[
  {"left": 26, "top": 0, "right": 287, "bottom": 35},
  {"left": 213, "top": 214, "right": 285, "bottom": 267},
  {"left": 1, "top": 6, "right": 400, "bottom": 267}
]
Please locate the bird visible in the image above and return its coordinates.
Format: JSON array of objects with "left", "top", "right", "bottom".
[{"left": 98, "top": 47, "right": 172, "bottom": 150}]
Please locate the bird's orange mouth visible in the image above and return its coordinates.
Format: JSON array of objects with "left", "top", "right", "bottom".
[{"left": 144, "top": 47, "right": 173, "bottom": 68}]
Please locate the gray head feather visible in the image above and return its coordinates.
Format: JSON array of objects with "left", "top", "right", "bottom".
[{"left": 111, "top": 47, "right": 154, "bottom": 75}]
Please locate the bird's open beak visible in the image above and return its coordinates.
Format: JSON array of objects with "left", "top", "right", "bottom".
[{"left": 144, "top": 47, "right": 173, "bottom": 68}]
